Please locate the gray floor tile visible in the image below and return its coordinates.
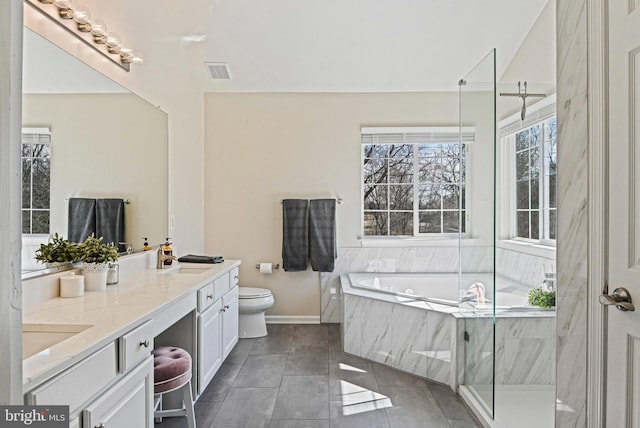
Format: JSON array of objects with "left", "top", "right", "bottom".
[
  {"left": 225, "top": 338, "right": 256, "bottom": 365},
  {"left": 372, "top": 362, "right": 428, "bottom": 387},
  {"left": 380, "top": 386, "right": 450, "bottom": 428},
  {"left": 233, "top": 354, "right": 287, "bottom": 387},
  {"left": 329, "top": 362, "right": 380, "bottom": 402},
  {"left": 198, "top": 363, "right": 242, "bottom": 402},
  {"left": 269, "top": 420, "right": 329, "bottom": 428},
  {"left": 213, "top": 387, "right": 279, "bottom": 428},
  {"left": 272, "top": 375, "right": 330, "bottom": 420},
  {"left": 449, "top": 419, "right": 482, "bottom": 428},
  {"left": 155, "top": 401, "right": 221, "bottom": 427},
  {"left": 292, "top": 325, "right": 329, "bottom": 347},
  {"left": 284, "top": 350, "right": 329, "bottom": 376},
  {"left": 251, "top": 332, "right": 294, "bottom": 355},
  {"left": 267, "top": 324, "right": 297, "bottom": 336},
  {"left": 429, "top": 382, "right": 478, "bottom": 421},
  {"left": 330, "top": 400, "right": 390, "bottom": 428}
]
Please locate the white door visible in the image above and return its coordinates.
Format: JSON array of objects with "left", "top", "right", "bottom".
[
  {"left": 222, "top": 286, "right": 239, "bottom": 359},
  {"left": 606, "top": 1, "right": 640, "bottom": 426}
]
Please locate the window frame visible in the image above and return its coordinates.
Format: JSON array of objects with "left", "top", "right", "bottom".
[
  {"left": 360, "top": 126, "right": 473, "bottom": 239},
  {"left": 21, "top": 127, "right": 52, "bottom": 237},
  {"left": 499, "top": 95, "right": 557, "bottom": 247}
]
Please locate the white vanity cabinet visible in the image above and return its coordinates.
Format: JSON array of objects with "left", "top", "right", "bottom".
[{"left": 196, "top": 268, "right": 239, "bottom": 395}]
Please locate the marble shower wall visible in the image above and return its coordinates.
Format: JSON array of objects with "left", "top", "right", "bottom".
[{"left": 496, "top": 247, "right": 556, "bottom": 289}]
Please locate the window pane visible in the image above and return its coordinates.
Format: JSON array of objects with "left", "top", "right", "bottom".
[
  {"left": 531, "top": 211, "right": 539, "bottom": 240},
  {"left": 460, "top": 210, "right": 466, "bottom": 233},
  {"left": 442, "top": 185, "right": 460, "bottom": 209},
  {"left": 32, "top": 158, "right": 51, "bottom": 209},
  {"left": 364, "top": 185, "right": 388, "bottom": 210},
  {"left": 516, "top": 129, "right": 529, "bottom": 151},
  {"left": 418, "top": 157, "right": 441, "bottom": 183},
  {"left": 516, "top": 180, "right": 529, "bottom": 209},
  {"left": 441, "top": 154, "right": 462, "bottom": 184},
  {"left": 442, "top": 211, "right": 459, "bottom": 233},
  {"left": 363, "top": 158, "right": 387, "bottom": 184},
  {"left": 22, "top": 210, "right": 30, "bottom": 234},
  {"left": 389, "top": 144, "right": 413, "bottom": 158},
  {"left": 419, "top": 144, "right": 441, "bottom": 157},
  {"left": 22, "top": 159, "right": 32, "bottom": 209},
  {"left": 364, "top": 144, "right": 388, "bottom": 158},
  {"left": 390, "top": 212, "right": 413, "bottom": 235},
  {"left": 419, "top": 211, "right": 441, "bottom": 233},
  {"left": 549, "top": 209, "right": 557, "bottom": 240},
  {"left": 33, "top": 144, "right": 51, "bottom": 158},
  {"left": 531, "top": 178, "right": 539, "bottom": 209},
  {"left": 364, "top": 212, "right": 388, "bottom": 236},
  {"left": 517, "top": 211, "right": 530, "bottom": 238},
  {"left": 22, "top": 143, "right": 32, "bottom": 157},
  {"left": 516, "top": 151, "right": 529, "bottom": 180},
  {"left": 530, "top": 124, "right": 541, "bottom": 148},
  {"left": 419, "top": 185, "right": 441, "bottom": 209},
  {"left": 389, "top": 185, "right": 413, "bottom": 210},
  {"left": 32, "top": 211, "right": 50, "bottom": 234},
  {"left": 530, "top": 145, "right": 541, "bottom": 179},
  {"left": 389, "top": 159, "right": 413, "bottom": 183},
  {"left": 548, "top": 174, "right": 556, "bottom": 209}
]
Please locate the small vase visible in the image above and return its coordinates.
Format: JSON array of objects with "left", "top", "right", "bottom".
[{"left": 83, "top": 262, "right": 109, "bottom": 291}]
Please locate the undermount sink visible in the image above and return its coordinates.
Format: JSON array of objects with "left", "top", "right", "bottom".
[
  {"left": 158, "top": 264, "right": 211, "bottom": 275},
  {"left": 23, "top": 323, "right": 93, "bottom": 359}
]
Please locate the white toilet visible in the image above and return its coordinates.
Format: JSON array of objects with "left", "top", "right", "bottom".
[{"left": 238, "top": 287, "right": 274, "bottom": 338}]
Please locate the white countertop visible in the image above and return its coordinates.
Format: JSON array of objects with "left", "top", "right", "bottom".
[{"left": 22, "top": 260, "right": 241, "bottom": 392}]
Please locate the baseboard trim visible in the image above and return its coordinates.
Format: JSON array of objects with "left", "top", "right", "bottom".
[{"left": 265, "top": 315, "right": 320, "bottom": 324}]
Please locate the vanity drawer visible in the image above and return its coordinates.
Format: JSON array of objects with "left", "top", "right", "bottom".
[
  {"left": 213, "top": 272, "right": 230, "bottom": 298},
  {"left": 230, "top": 267, "right": 239, "bottom": 288},
  {"left": 198, "top": 282, "right": 216, "bottom": 312},
  {"left": 119, "top": 320, "right": 154, "bottom": 373},
  {"left": 26, "top": 341, "right": 118, "bottom": 414}
]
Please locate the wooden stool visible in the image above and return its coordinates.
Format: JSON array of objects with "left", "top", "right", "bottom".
[{"left": 153, "top": 346, "right": 196, "bottom": 428}]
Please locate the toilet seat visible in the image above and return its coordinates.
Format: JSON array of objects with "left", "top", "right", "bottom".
[{"left": 239, "top": 287, "right": 272, "bottom": 299}]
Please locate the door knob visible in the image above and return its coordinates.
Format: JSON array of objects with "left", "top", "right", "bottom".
[{"left": 599, "top": 287, "right": 635, "bottom": 312}]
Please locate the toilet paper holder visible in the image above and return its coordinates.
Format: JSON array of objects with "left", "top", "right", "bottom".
[{"left": 255, "top": 263, "right": 280, "bottom": 270}]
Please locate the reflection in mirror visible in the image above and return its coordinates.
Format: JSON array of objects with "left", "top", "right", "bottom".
[{"left": 22, "top": 27, "right": 168, "bottom": 276}]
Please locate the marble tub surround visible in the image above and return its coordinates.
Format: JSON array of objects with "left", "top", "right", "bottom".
[
  {"left": 496, "top": 246, "right": 556, "bottom": 290},
  {"left": 22, "top": 259, "right": 241, "bottom": 391},
  {"left": 321, "top": 245, "right": 493, "bottom": 323}
]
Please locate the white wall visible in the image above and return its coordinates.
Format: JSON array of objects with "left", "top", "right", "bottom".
[
  {"left": 204, "top": 92, "right": 496, "bottom": 317},
  {"left": 22, "top": 93, "right": 168, "bottom": 249}
]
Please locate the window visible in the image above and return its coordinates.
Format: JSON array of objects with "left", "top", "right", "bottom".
[
  {"left": 500, "top": 96, "right": 557, "bottom": 245},
  {"left": 361, "top": 127, "right": 473, "bottom": 237},
  {"left": 22, "top": 128, "right": 51, "bottom": 235}
]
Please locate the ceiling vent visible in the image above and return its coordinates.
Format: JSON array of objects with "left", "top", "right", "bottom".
[{"left": 205, "top": 62, "right": 231, "bottom": 79}]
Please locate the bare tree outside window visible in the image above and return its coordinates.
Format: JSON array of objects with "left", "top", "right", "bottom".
[{"left": 362, "top": 129, "right": 468, "bottom": 237}]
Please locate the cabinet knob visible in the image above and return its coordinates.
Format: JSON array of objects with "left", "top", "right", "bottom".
[
  {"left": 139, "top": 340, "right": 150, "bottom": 348},
  {"left": 221, "top": 307, "right": 226, "bottom": 312},
  {"left": 234, "top": 275, "right": 239, "bottom": 281},
  {"left": 95, "top": 423, "right": 106, "bottom": 428},
  {"left": 207, "top": 294, "right": 214, "bottom": 300},
  {"left": 224, "top": 305, "right": 230, "bottom": 309}
]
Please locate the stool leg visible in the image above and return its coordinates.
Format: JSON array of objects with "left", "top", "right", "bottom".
[
  {"left": 154, "top": 395, "right": 163, "bottom": 424},
  {"left": 182, "top": 381, "right": 196, "bottom": 428}
]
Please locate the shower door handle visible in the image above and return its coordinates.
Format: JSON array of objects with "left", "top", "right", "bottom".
[{"left": 599, "top": 287, "right": 635, "bottom": 312}]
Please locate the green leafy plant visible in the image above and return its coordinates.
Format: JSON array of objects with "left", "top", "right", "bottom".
[
  {"left": 34, "top": 233, "right": 80, "bottom": 264},
  {"left": 78, "top": 234, "right": 119, "bottom": 264},
  {"left": 527, "top": 287, "right": 556, "bottom": 308}
]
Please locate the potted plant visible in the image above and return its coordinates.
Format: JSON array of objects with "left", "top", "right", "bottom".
[
  {"left": 527, "top": 287, "right": 556, "bottom": 309},
  {"left": 79, "top": 234, "right": 119, "bottom": 291},
  {"left": 34, "top": 233, "right": 79, "bottom": 267}
]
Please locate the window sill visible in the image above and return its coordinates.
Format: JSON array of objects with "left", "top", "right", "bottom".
[
  {"left": 497, "top": 239, "right": 556, "bottom": 259},
  {"left": 359, "top": 236, "right": 480, "bottom": 248}
]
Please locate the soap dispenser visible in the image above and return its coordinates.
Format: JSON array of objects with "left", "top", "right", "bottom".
[
  {"left": 142, "top": 237, "right": 152, "bottom": 251},
  {"left": 163, "top": 238, "right": 173, "bottom": 266}
]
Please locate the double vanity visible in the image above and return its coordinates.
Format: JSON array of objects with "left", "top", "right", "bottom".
[{"left": 22, "top": 254, "right": 241, "bottom": 428}]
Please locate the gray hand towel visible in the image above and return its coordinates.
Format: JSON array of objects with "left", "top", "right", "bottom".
[
  {"left": 96, "top": 198, "right": 125, "bottom": 251},
  {"left": 309, "top": 199, "right": 337, "bottom": 272},
  {"left": 68, "top": 198, "right": 96, "bottom": 243},
  {"left": 282, "top": 199, "right": 309, "bottom": 272}
]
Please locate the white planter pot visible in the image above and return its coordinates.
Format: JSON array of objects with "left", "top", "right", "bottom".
[{"left": 83, "top": 263, "right": 109, "bottom": 291}]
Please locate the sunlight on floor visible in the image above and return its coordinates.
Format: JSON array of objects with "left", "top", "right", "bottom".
[
  {"left": 338, "top": 363, "right": 367, "bottom": 373},
  {"left": 339, "top": 380, "right": 393, "bottom": 416}
]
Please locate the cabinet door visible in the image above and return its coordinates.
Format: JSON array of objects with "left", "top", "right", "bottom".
[
  {"left": 198, "top": 299, "right": 222, "bottom": 395},
  {"left": 83, "top": 357, "right": 153, "bottom": 428},
  {"left": 222, "top": 287, "right": 239, "bottom": 360}
]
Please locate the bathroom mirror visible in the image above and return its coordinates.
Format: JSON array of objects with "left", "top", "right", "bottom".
[{"left": 21, "top": 27, "right": 169, "bottom": 275}]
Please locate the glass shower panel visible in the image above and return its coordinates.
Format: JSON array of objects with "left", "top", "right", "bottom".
[{"left": 458, "top": 49, "right": 496, "bottom": 419}]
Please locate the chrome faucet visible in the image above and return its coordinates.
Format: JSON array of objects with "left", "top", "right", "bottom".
[
  {"left": 542, "top": 272, "right": 556, "bottom": 291},
  {"left": 157, "top": 246, "right": 177, "bottom": 269}
]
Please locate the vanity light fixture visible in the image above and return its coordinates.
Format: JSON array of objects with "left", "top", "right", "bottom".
[{"left": 29, "top": 0, "right": 143, "bottom": 71}]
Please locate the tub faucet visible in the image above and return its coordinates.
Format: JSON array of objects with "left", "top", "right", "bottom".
[
  {"left": 157, "top": 246, "right": 177, "bottom": 269},
  {"left": 543, "top": 273, "right": 556, "bottom": 291}
]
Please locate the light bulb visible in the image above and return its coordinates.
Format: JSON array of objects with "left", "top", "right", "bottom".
[
  {"left": 106, "top": 32, "right": 121, "bottom": 54},
  {"left": 53, "top": 0, "right": 72, "bottom": 8},
  {"left": 91, "top": 20, "right": 107, "bottom": 43},
  {"left": 72, "top": 6, "right": 92, "bottom": 31}
]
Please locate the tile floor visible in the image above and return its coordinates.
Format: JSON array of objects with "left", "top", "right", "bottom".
[{"left": 156, "top": 324, "right": 481, "bottom": 428}]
